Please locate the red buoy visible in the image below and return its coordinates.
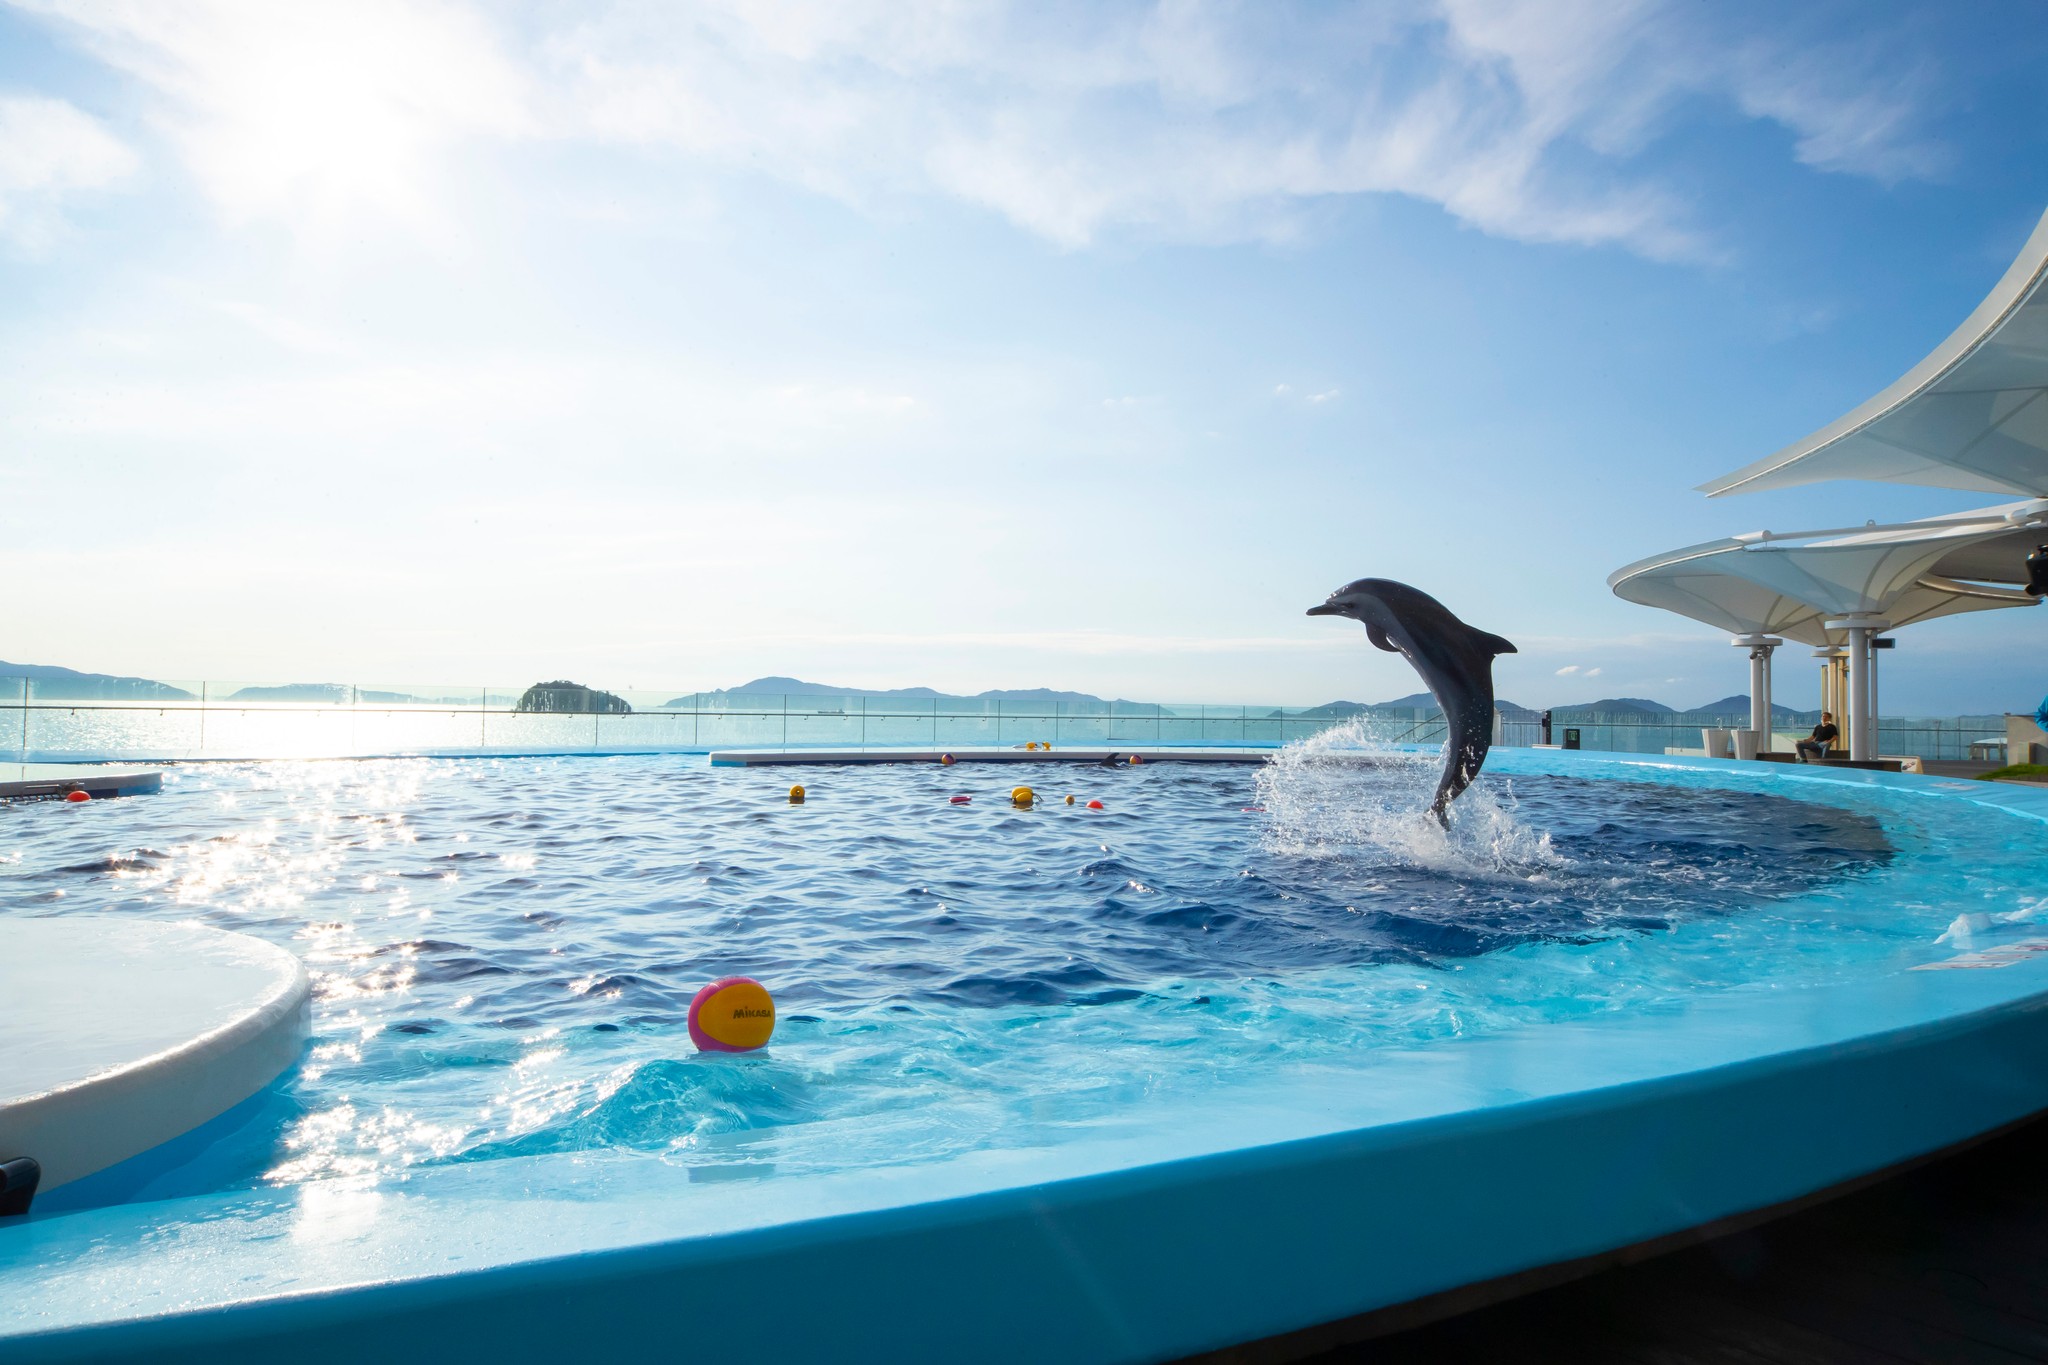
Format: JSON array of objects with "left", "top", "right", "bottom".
[
  {"left": 949, "top": 795, "right": 971, "bottom": 804},
  {"left": 1087, "top": 799, "right": 1105, "bottom": 810},
  {"left": 64, "top": 790, "right": 89, "bottom": 803}
]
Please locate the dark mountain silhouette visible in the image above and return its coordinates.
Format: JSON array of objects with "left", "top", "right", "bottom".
[
  {"left": 1550, "top": 697, "right": 1674, "bottom": 717},
  {"left": 1374, "top": 691, "right": 1538, "bottom": 719},
  {"left": 0, "top": 660, "right": 193, "bottom": 701},
  {"left": 665, "top": 678, "right": 1136, "bottom": 708},
  {"left": 703, "top": 675, "right": 943, "bottom": 698},
  {"left": 1681, "top": 695, "right": 1812, "bottom": 722},
  {"left": 224, "top": 683, "right": 451, "bottom": 704}
]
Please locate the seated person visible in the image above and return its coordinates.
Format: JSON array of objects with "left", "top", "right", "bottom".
[{"left": 1795, "top": 713, "right": 1839, "bottom": 762}]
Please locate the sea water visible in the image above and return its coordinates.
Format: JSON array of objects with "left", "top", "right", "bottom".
[{"left": 1, "top": 739, "right": 2038, "bottom": 1200}]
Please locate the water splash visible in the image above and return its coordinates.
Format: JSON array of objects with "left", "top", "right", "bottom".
[{"left": 1254, "top": 717, "right": 1562, "bottom": 876}]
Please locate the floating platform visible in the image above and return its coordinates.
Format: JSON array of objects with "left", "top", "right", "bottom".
[
  {"left": 0, "top": 919, "right": 309, "bottom": 1208},
  {"left": 0, "top": 763, "right": 163, "bottom": 800},
  {"left": 709, "top": 745, "right": 1277, "bottom": 767}
]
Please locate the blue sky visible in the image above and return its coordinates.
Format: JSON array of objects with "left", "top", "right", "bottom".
[{"left": 3, "top": 1, "right": 2046, "bottom": 713}]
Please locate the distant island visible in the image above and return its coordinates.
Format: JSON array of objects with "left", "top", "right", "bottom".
[{"left": 515, "top": 680, "right": 630, "bottom": 714}]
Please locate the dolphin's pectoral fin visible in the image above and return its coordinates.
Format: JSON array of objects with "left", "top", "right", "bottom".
[{"left": 1365, "top": 623, "right": 1400, "bottom": 653}]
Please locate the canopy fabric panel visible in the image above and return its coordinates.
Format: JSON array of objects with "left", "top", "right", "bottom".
[
  {"left": 1609, "top": 501, "right": 2045, "bottom": 643},
  {"left": 1701, "top": 208, "right": 2048, "bottom": 499}
]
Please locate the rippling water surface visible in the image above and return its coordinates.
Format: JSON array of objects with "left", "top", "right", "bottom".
[{"left": 1, "top": 740, "right": 2035, "bottom": 1201}]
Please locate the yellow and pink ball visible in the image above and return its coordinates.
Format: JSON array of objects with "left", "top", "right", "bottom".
[{"left": 688, "top": 976, "right": 777, "bottom": 1053}]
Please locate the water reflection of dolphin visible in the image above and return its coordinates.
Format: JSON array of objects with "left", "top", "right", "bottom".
[{"left": 1308, "top": 578, "right": 1517, "bottom": 826}]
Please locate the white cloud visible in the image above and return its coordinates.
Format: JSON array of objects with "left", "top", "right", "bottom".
[
  {"left": 0, "top": 93, "right": 137, "bottom": 248},
  {"left": 1555, "top": 664, "right": 1580, "bottom": 675},
  {"left": 1586, "top": 666, "right": 1603, "bottom": 677},
  {"left": 9, "top": 0, "right": 1948, "bottom": 258},
  {"left": 1722, "top": 32, "right": 1946, "bottom": 183}
]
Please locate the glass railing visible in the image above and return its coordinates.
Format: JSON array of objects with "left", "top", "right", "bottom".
[
  {"left": 1511, "top": 712, "right": 2008, "bottom": 761},
  {"left": 0, "top": 679, "right": 1452, "bottom": 763},
  {"left": 0, "top": 678, "right": 2005, "bottom": 764}
]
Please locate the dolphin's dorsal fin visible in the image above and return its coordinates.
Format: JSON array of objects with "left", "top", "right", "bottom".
[
  {"left": 1365, "top": 623, "right": 1401, "bottom": 653},
  {"left": 1474, "top": 630, "right": 1517, "bottom": 656}
]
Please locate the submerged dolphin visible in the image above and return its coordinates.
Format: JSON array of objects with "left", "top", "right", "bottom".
[{"left": 1307, "top": 579, "right": 1517, "bottom": 826}]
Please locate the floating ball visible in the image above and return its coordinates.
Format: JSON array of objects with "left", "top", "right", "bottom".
[
  {"left": 1025, "top": 741, "right": 1039, "bottom": 751},
  {"left": 688, "top": 976, "right": 776, "bottom": 1053},
  {"left": 788, "top": 784, "right": 805, "bottom": 804},
  {"left": 64, "top": 790, "right": 89, "bottom": 803},
  {"left": 1087, "top": 799, "right": 1105, "bottom": 810},
  {"left": 1012, "top": 786, "right": 1034, "bottom": 807},
  {"left": 950, "top": 795, "right": 971, "bottom": 805},
  {"left": 940, "top": 753, "right": 955, "bottom": 765},
  {"left": 1064, "top": 794, "right": 1075, "bottom": 805},
  {"left": 1129, "top": 754, "right": 1144, "bottom": 765}
]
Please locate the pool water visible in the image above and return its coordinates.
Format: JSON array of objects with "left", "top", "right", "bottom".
[{"left": 1, "top": 742, "right": 2037, "bottom": 1201}]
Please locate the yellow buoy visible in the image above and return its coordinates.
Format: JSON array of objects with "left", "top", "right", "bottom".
[
  {"left": 1065, "top": 794, "right": 1075, "bottom": 805},
  {"left": 1025, "top": 741, "right": 1039, "bottom": 751},
  {"left": 789, "top": 784, "right": 806, "bottom": 804},
  {"left": 1012, "top": 786, "right": 1034, "bottom": 807}
]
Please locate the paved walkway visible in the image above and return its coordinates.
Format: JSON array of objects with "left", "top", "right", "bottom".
[{"left": 1310, "top": 1115, "right": 2048, "bottom": 1364}]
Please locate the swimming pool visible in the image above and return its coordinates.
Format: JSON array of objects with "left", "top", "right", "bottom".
[{"left": 6, "top": 743, "right": 2048, "bottom": 1361}]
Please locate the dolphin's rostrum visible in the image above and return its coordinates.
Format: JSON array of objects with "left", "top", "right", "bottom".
[{"left": 1308, "top": 579, "right": 1517, "bottom": 826}]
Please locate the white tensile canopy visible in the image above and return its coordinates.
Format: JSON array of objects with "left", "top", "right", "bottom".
[
  {"left": 1701, "top": 208, "right": 2048, "bottom": 500},
  {"left": 1609, "top": 501, "right": 2045, "bottom": 756}
]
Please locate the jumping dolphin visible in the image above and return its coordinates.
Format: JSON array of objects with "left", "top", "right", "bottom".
[{"left": 1307, "top": 579, "right": 1517, "bottom": 826}]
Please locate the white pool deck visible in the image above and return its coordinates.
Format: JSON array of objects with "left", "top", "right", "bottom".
[
  {"left": 0, "top": 763, "right": 163, "bottom": 799},
  {"left": 0, "top": 920, "right": 309, "bottom": 1198}
]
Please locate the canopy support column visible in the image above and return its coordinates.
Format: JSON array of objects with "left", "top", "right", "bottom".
[
  {"left": 1826, "top": 616, "right": 1890, "bottom": 762},
  {"left": 1733, "top": 635, "right": 1782, "bottom": 743},
  {"left": 1812, "top": 647, "right": 1846, "bottom": 754}
]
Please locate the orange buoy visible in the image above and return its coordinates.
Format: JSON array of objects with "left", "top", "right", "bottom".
[
  {"left": 789, "top": 784, "right": 806, "bottom": 804},
  {"left": 1064, "top": 794, "right": 1075, "bottom": 805},
  {"left": 64, "top": 789, "right": 89, "bottom": 803},
  {"left": 1087, "top": 799, "right": 1105, "bottom": 810}
]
